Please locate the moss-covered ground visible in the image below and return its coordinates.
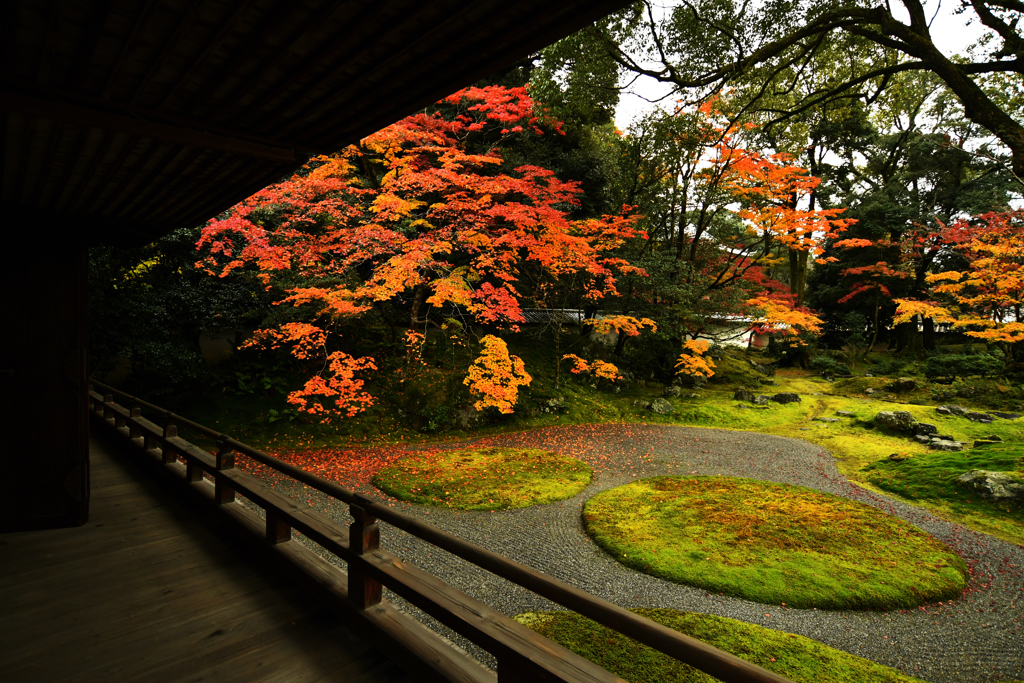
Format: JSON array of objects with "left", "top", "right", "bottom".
[
  {"left": 372, "top": 447, "right": 592, "bottom": 510},
  {"left": 515, "top": 609, "right": 927, "bottom": 683},
  {"left": 178, "top": 340, "right": 1024, "bottom": 545},
  {"left": 583, "top": 476, "right": 967, "bottom": 610},
  {"left": 864, "top": 442, "right": 1024, "bottom": 543}
]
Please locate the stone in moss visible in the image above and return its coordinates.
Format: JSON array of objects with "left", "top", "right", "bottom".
[
  {"left": 956, "top": 470, "right": 1024, "bottom": 499},
  {"left": 771, "top": 393, "right": 801, "bottom": 404},
  {"left": 649, "top": 398, "right": 674, "bottom": 414},
  {"left": 874, "top": 410, "right": 916, "bottom": 432}
]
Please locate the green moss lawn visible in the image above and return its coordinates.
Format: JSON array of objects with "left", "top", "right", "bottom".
[
  {"left": 372, "top": 447, "right": 592, "bottom": 510},
  {"left": 516, "top": 609, "right": 927, "bottom": 683},
  {"left": 583, "top": 476, "right": 968, "bottom": 610}
]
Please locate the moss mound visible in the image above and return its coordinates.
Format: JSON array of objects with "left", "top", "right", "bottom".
[
  {"left": 865, "top": 443, "right": 1024, "bottom": 544},
  {"left": 583, "top": 476, "right": 967, "bottom": 610},
  {"left": 373, "top": 447, "right": 591, "bottom": 510},
  {"left": 516, "top": 609, "right": 926, "bottom": 683}
]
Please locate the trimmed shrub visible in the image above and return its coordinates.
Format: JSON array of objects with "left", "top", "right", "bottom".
[
  {"left": 810, "top": 355, "right": 850, "bottom": 378},
  {"left": 925, "top": 354, "right": 1003, "bottom": 382}
]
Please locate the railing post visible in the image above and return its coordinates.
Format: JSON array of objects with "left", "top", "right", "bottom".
[
  {"left": 215, "top": 438, "right": 236, "bottom": 505},
  {"left": 129, "top": 401, "right": 142, "bottom": 439},
  {"left": 265, "top": 509, "right": 291, "bottom": 544},
  {"left": 348, "top": 496, "right": 382, "bottom": 609},
  {"left": 161, "top": 411, "right": 178, "bottom": 464},
  {"left": 103, "top": 394, "right": 113, "bottom": 420}
]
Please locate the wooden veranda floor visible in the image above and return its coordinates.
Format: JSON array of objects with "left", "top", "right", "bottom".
[{"left": 0, "top": 435, "right": 414, "bottom": 683}]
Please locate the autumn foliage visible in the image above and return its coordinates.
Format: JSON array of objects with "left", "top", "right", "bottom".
[
  {"left": 895, "top": 211, "right": 1024, "bottom": 349},
  {"left": 198, "top": 86, "right": 645, "bottom": 417},
  {"left": 464, "top": 335, "right": 532, "bottom": 414},
  {"left": 675, "top": 339, "right": 716, "bottom": 379}
]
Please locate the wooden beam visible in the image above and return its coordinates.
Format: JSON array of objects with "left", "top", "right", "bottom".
[{"left": 0, "top": 89, "right": 302, "bottom": 163}]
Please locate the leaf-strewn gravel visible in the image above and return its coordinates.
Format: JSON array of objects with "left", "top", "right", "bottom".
[{"left": 256, "top": 424, "right": 1024, "bottom": 683}]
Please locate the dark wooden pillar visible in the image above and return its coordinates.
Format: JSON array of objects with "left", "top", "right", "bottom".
[{"left": 0, "top": 240, "right": 90, "bottom": 531}]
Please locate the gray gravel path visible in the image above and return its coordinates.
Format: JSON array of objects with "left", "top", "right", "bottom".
[{"left": 259, "top": 424, "right": 1024, "bottom": 683}]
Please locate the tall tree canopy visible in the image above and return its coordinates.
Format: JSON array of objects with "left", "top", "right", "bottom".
[{"left": 600, "top": 0, "right": 1024, "bottom": 178}]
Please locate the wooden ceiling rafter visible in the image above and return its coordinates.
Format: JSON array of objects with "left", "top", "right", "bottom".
[
  {"left": 27, "top": 116, "right": 66, "bottom": 210},
  {"left": 134, "top": 148, "right": 242, "bottom": 223},
  {"left": 109, "top": 140, "right": 184, "bottom": 218},
  {"left": 124, "top": 145, "right": 228, "bottom": 222},
  {"left": 1, "top": 89, "right": 302, "bottom": 162},
  {"left": 278, "top": 3, "right": 499, "bottom": 141},
  {"left": 224, "top": 3, "right": 394, "bottom": 134},
  {"left": 64, "top": 0, "right": 113, "bottom": 90},
  {"left": 98, "top": 0, "right": 159, "bottom": 100},
  {"left": 79, "top": 131, "right": 134, "bottom": 216},
  {"left": 46, "top": 124, "right": 89, "bottom": 210},
  {"left": 54, "top": 127, "right": 110, "bottom": 215},
  {"left": 176, "top": 0, "right": 324, "bottom": 120},
  {"left": 198, "top": 1, "right": 372, "bottom": 126},
  {"left": 153, "top": 0, "right": 259, "bottom": 111},
  {"left": 3, "top": 0, "right": 634, "bottom": 244},
  {"left": 127, "top": 0, "right": 206, "bottom": 108}
]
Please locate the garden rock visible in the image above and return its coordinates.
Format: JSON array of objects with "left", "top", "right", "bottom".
[
  {"left": 733, "top": 388, "right": 756, "bottom": 402},
  {"left": 649, "top": 398, "right": 674, "bottom": 414},
  {"left": 914, "top": 435, "right": 933, "bottom": 444},
  {"left": 990, "top": 412, "right": 1022, "bottom": 420},
  {"left": 912, "top": 422, "right": 938, "bottom": 436},
  {"left": 865, "top": 388, "right": 877, "bottom": 395},
  {"left": 888, "top": 452, "right": 913, "bottom": 461},
  {"left": 753, "top": 395, "right": 772, "bottom": 405},
  {"left": 633, "top": 400, "right": 651, "bottom": 410},
  {"left": 966, "top": 411, "right": 995, "bottom": 423},
  {"left": 982, "top": 434, "right": 1004, "bottom": 442},
  {"left": 929, "top": 438, "right": 963, "bottom": 452},
  {"left": 457, "top": 407, "right": 482, "bottom": 430},
  {"left": 673, "top": 374, "right": 707, "bottom": 389},
  {"left": 936, "top": 404, "right": 969, "bottom": 416},
  {"left": 874, "top": 410, "right": 916, "bottom": 432},
  {"left": 813, "top": 417, "right": 839, "bottom": 423},
  {"left": 684, "top": 393, "right": 701, "bottom": 399},
  {"left": 535, "top": 397, "right": 566, "bottom": 414},
  {"left": 886, "top": 377, "right": 918, "bottom": 393},
  {"left": 956, "top": 470, "right": 1024, "bottom": 499},
  {"left": 835, "top": 410, "right": 855, "bottom": 417},
  {"left": 771, "top": 393, "right": 801, "bottom": 404},
  {"left": 662, "top": 385, "right": 682, "bottom": 398}
]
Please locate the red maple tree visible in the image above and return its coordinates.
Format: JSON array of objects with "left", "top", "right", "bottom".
[{"left": 197, "top": 86, "right": 645, "bottom": 417}]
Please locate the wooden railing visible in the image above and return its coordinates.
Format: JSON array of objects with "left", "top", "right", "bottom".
[{"left": 88, "top": 380, "right": 793, "bottom": 683}]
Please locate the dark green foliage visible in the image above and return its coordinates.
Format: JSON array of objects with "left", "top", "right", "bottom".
[
  {"left": 924, "top": 354, "right": 1004, "bottom": 382},
  {"left": 871, "top": 358, "right": 907, "bottom": 376},
  {"left": 89, "top": 226, "right": 272, "bottom": 406},
  {"left": 810, "top": 355, "right": 849, "bottom": 378}
]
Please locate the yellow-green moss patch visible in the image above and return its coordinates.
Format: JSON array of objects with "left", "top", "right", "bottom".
[
  {"left": 583, "top": 476, "right": 967, "bottom": 610},
  {"left": 373, "top": 447, "right": 591, "bottom": 510},
  {"left": 516, "top": 609, "right": 927, "bottom": 683}
]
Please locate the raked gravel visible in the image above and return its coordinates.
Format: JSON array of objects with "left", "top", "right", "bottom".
[{"left": 251, "top": 424, "right": 1024, "bottom": 683}]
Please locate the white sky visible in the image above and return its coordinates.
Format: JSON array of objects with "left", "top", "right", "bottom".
[{"left": 614, "top": 0, "right": 987, "bottom": 130}]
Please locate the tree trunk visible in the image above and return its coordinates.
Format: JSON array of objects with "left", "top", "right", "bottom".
[
  {"left": 788, "top": 248, "right": 808, "bottom": 307},
  {"left": 894, "top": 320, "right": 923, "bottom": 356},
  {"left": 410, "top": 285, "right": 428, "bottom": 327},
  {"left": 922, "top": 317, "right": 936, "bottom": 352}
]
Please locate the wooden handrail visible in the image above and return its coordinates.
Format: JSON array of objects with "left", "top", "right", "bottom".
[{"left": 88, "top": 380, "right": 794, "bottom": 683}]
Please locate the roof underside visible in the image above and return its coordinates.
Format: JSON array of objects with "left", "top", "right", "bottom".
[{"left": 2, "top": 0, "right": 630, "bottom": 245}]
